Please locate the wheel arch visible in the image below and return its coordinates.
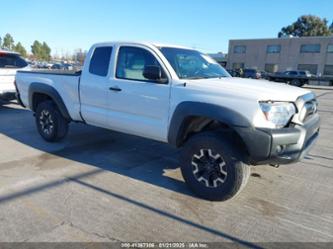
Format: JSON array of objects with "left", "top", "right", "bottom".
[
  {"left": 168, "top": 102, "right": 252, "bottom": 147},
  {"left": 28, "top": 83, "right": 71, "bottom": 121}
]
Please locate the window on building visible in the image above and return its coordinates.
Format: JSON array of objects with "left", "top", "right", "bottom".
[
  {"left": 265, "top": 64, "right": 278, "bottom": 73},
  {"left": 89, "top": 46, "right": 113, "bottom": 76},
  {"left": 297, "top": 64, "right": 318, "bottom": 75},
  {"left": 233, "top": 45, "right": 246, "bottom": 54},
  {"left": 324, "top": 65, "right": 333, "bottom": 75},
  {"left": 267, "top": 45, "right": 281, "bottom": 54},
  {"left": 327, "top": 44, "right": 333, "bottom": 53},
  {"left": 232, "top": 63, "right": 244, "bottom": 69},
  {"left": 300, "top": 44, "right": 321, "bottom": 53}
]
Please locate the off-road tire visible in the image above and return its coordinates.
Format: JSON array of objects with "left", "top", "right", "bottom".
[
  {"left": 180, "top": 131, "right": 250, "bottom": 201},
  {"left": 35, "top": 100, "right": 69, "bottom": 142}
]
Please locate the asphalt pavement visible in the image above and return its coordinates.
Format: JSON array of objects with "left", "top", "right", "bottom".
[{"left": 0, "top": 85, "right": 332, "bottom": 244}]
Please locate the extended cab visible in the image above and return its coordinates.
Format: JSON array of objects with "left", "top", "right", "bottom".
[
  {"left": 0, "top": 50, "right": 29, "bottom": 101},
  {"left": 15, "top": 42, "right": 320, "bottom": 201}
]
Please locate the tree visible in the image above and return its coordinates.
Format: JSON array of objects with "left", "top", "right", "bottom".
[
  {"left": 13, "top": 42, "right": 27, "bottom": 57},
  {"left": 278, "top": 15, "right": 332, "bottom": 37},
  {"left": 42, "top": 42, "right": 51, "bottom": 61},
  {"left": 0, "top": 36, "right": 2, "bottom": 49},
  {"left": 330, "top": 22, "right": 333, "bottom": 33},
  {"left": 31, "top": 40, "right": 42, "bottom": 59},
  {"left": 31, "top": 40, "right": 51, "bottom": 60},
  {"left": 2, "top": 33, "right": 15, "bottom": 50}
]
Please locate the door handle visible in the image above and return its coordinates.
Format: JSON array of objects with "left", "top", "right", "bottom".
[{"left": 109, "top": 86, "right": 122, "bottom": 92}]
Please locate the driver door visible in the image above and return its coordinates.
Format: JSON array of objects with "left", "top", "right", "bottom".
[{"left": 106, "top": 46, "right": 171, "bottom": 142}]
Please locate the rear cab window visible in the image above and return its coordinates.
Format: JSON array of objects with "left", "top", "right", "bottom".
[
  {"left": 0, "top": 53, "right": 28, "bottom": 68},
  {"left": 89, "top": 46, "right": 113, "bottom": 76}
]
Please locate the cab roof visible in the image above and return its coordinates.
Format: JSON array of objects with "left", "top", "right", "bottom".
[{"left": 92, "top": 41, "right": 194, "bottom": 50}]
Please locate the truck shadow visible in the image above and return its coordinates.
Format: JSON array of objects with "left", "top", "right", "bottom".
[{"left": 0, "top": 104, "right": 193, "bottom": 197}]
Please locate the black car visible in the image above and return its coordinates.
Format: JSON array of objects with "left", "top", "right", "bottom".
[
  {"left": 243, "top": 69, "right": 261, "bottom": 79},
  {"left": 268, "top": 70, "right": 312, "bottom": 87},
  {"left": 51, "top": 63, "right": 65, "bottom": 70},
  {"left": 227, "top": 69, "right": 242, "bottom": 77}
]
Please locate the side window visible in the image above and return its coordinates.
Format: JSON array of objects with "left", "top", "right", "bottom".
[
  {"left": 116, "top": 46, "right": 167, "bottom": 82},
  {"left": 89, "top": 46, "right": 113, "bottom": 77}
]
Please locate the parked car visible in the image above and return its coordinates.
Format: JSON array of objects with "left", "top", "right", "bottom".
[
  {"left": 268, "top": 70, "right": 312, "bottom": 87},
  {"left": 15, "top": 42, "right": 320, "bottom": 201},
  {"left": 0, "top": 50, "right": 29, "bottom": 101},
  {"left": 260, "top": 71, "right": 270, "bottom": 80},
  {"left": 227, "top": 69, "right": 241, "bottom": 77},
  {"left": 51, "top": 63, "right": 65, "bottom": 70},
  {"left": 63, "top": 63, "right": 73, "bottom": 70},
  {"left": 243, "top": 68, "right": 261, "bottom": 79}
]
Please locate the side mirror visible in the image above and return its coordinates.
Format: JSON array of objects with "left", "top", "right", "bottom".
[{"left": 143, "top": 65, "right": 166, "bottom": 83}]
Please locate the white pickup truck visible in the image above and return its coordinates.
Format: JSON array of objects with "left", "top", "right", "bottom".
[
  {"left": 15, "top": 42, "right": 320, "bottom": 201},
  {"left": 0, "top": 50, "right": 29, "bottom": 101}
]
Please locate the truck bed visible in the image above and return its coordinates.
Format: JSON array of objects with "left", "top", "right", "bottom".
[
  {"left": 17, "top": 69, "right": 82, "bottom": 76},
  {"left": 15, "top": 69, "right": 82, "bottom": 121}
]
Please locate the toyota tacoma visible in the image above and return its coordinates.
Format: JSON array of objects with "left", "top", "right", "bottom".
[{"left": 15, "top": 42, "right": 320, "bottom": 201}]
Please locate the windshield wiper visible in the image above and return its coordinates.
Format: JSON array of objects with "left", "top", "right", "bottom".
[
  {"left": 186, "top": 76, "right": 211, "bottom": 80},
  {"left": 186, "top": 76, "right": 228, "bottom": 80}
]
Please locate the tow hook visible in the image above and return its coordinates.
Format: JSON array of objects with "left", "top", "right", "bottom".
[{"left": 270, "top": 164, "right": 280, "bottom": 168}]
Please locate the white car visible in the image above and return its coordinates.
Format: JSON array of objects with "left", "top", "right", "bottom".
[
  {"left": 0, "top": 50, "right": 29, "bottom": 100},
  {"left": 15, "top": 42, "right": 320, "bottom": 201}
]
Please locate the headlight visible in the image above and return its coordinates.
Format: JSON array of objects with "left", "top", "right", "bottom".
[{"left": 259, "top": 102, "right": 296, "bottom": 128}]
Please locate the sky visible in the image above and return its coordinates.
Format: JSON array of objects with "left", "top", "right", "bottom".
[{"left": 1, "top": 0, "right": 332, "bottom": 56}]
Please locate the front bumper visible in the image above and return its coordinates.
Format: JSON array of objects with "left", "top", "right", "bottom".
[{"left": 237, "top": 113, "right": 320, "bottom": 165}]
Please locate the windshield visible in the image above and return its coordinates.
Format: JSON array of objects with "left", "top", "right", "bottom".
[{"left": 159, "top": 47, "right": 230, "bottom": 79}]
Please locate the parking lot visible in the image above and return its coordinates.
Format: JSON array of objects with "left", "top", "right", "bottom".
[{"left": 0, "top": 86, "right": 332, "bottom": 244}]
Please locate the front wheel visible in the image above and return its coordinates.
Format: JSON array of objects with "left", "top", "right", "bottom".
[
  {"left": 35, "top": 100, "right": 69, "bottom": 142},
  {"left": 180, "top": 132, "right": 250, "bottom": 201}
]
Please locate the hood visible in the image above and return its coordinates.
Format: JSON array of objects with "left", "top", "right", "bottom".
[{"left": 188, "top": 77, "right": 311, "bottom": 102}]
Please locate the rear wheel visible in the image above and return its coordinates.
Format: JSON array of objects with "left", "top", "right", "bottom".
[
  {"left": 180, "top": 131, "right": 250, "bottom": 201},
  {"left": 35, "top": 100, "right": 69, "bottom": 142}
]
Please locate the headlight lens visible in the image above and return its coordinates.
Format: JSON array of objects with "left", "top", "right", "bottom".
[{"left": 259, "top": 102, "right": 296, "bottom": 128}]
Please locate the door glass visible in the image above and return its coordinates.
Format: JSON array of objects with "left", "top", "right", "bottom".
[{"left": 116, "top": 46, "right": 166, "bottom": 82}]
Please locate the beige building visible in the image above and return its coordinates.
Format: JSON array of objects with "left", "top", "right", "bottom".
[{"left": 227, "top": 36, "right": 333, "bottom": 76}]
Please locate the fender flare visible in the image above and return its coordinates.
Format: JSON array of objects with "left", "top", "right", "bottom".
[
  {"left": 28, "top": 83, "right": 71, "bottom": 121},
  {"left": 168, "top": 101, "right": 252, "bottom": 147}
]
